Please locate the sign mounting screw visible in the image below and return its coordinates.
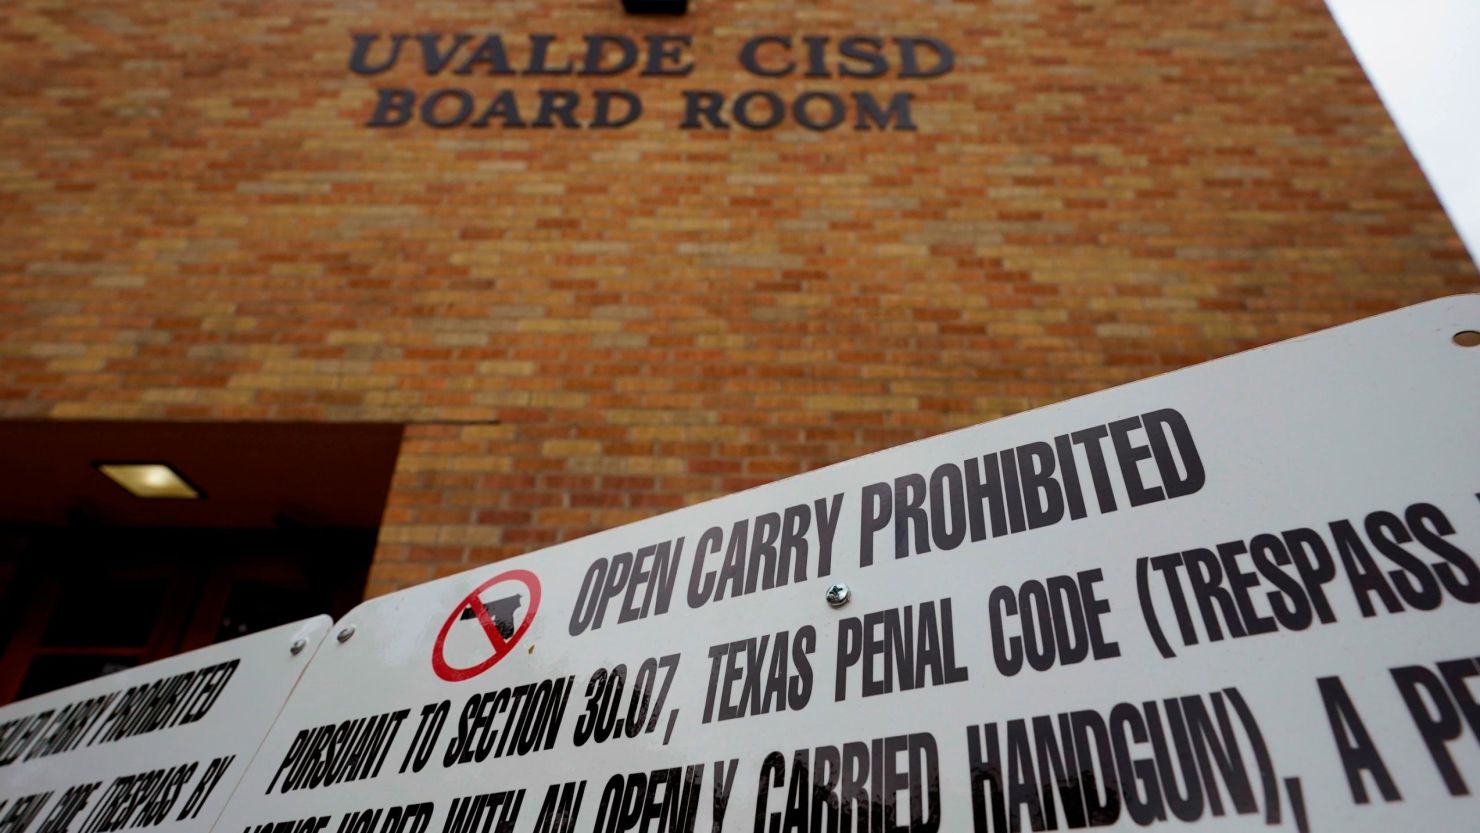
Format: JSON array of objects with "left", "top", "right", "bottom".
[
  {"left": 825, "top": 583, "right": 851, "bottom": 608},
  {"left": 337, "top": 626, "right": 356, "bottom": 643},
  {"left": 289, "top": 638, "right": 307, "bottom": 655}
]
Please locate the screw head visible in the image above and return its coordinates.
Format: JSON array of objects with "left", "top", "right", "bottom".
[
  {"left": 825, "top": 582, "right": 851, "bottom": 608},
  {"left": 336, "top": 626, "right": 356, "bottom": 643},
  {"left": 289, "top": 638, "right": 307, "bottom": 656}
]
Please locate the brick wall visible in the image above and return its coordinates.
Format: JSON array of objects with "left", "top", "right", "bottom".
[{"left": 1, "top": 0, "right": 1473, "bottom": 597}]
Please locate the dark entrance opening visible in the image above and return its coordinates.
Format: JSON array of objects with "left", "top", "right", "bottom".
[{"left": 0, "top": 421, "right": 403, "bottom": 704}]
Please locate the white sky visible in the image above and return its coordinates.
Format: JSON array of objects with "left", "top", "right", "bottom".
[{"left": 1325, "top": 0, "right": 1480, "bottom": 266}]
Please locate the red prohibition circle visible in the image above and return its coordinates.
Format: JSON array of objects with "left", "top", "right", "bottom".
[{"left": 431, "top": 568, "right": 541, "bottom": 682}]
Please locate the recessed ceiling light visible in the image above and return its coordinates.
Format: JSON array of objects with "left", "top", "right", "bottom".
[{"left": 96, "top": 463, "right": 201, "bottom": 499}]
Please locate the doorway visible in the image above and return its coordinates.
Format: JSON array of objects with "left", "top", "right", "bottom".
[{"left": 0, "top": 421, "right": 403, "bottom": 705}]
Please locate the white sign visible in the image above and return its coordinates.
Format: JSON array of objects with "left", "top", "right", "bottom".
[
  {"left": 214, "top": 297, "right": 1479, "bottom": 833},
  {"left": 0, "top": 616, "right": 330, "bottom": 833}
]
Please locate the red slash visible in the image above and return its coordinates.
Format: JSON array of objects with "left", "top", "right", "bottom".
[{"left": 431, "top": 568, "right": 541, "bottom": 682}]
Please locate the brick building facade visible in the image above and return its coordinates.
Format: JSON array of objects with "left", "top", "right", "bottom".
[{"left": 1, "top": 0, "right": 1474, "bottom": 604}]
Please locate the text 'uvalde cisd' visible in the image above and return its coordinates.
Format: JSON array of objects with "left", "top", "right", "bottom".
[{"left": 349, "top": 33, "right": 954, "bottom": 132}]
